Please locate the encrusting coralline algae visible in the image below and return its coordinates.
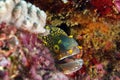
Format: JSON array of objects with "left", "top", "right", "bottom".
[
  {"left": 0, "top": 23, "right": 69, "bottom": 80},
  {"left": 0, "top": 0, "right": 47, "bottom": 33},
  {"left": 0, "top": 0, "right": 70, "bottom": 80}
]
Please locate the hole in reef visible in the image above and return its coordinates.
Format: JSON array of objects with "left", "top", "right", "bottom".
[
  {"left": 14, "top": 75, "right": 23, "bottom": 80},
  {"left": 57, "top": 23, "right": 71, "bottom": 35}
]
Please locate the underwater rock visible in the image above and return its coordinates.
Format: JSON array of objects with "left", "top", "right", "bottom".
[
  {"left": 0, "top": 23, "right": 69, "bottom": 80},
  {"left": 74, "top": 0, "right": 90, "bottom": 11},
  {"left": 28, "top": 0, "right": 74, "bottom": 13},
  {"left": 0, "top": 0, "right": 47, "bottom": 33},
  {"left": 90, "top": 0, "right": 113, "bottom": 16}
]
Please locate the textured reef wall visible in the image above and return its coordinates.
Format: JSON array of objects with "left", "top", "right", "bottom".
[
  {"left": 0, "top": 0, "right": 69, "bottom": 80},
  {"left": 27, "top": 0, "right": 120, "bottom": 80},
  {"left": 0, "top": 0, "right": 120, "bottom": 80},
  {"left": 0, "top": 23, "right": 69, "bottom": 80}
]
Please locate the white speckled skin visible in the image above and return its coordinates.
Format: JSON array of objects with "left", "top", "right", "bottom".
[{"left": 0, "top": 0, "right": 47, "bottom": 33}]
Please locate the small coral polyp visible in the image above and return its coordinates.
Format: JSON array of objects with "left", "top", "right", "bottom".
[
  {"left": 0, "top": 0, "right": 47, "bottom": 34},
  {"left": 114, "top": 0, "right": 120, "bottom": 13}
]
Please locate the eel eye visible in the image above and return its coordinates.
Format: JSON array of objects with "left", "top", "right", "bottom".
[{"left": 54, "top": 45, "right": 59, "bottom": 53}]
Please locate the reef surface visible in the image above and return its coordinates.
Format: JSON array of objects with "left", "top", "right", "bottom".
[
  {"left": 0, "top": 0, "right": 120, "bottom": 80},
  {"left": 28, "top": 0, "right": 120, "bottom": 80}
]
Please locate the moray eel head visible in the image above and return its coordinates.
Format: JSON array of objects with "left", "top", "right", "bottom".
[
  {"left": 53, "top": 35, "right": 83, "bottom": 74},
  {"left": 40, "top": 26, "right": 83, "bottom": 74},
  {"left": 53, "top": 35, "right": 80, "bottom": 60}
]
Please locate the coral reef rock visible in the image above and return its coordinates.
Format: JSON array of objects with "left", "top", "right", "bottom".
[{"left": 0, "top": 0, "right": 47, "bottom": 33}]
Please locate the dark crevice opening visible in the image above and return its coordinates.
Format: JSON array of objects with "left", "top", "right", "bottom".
[{"left": 57, "top": 23, "right": 71, "bottom": 35}]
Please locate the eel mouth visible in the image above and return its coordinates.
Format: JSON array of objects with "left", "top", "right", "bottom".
[
  {"left": 56, "top": 50, "right": 83, "bottom": 74},
  {"left": 57, "top": 58, "right": 83, "bottom": 74}
]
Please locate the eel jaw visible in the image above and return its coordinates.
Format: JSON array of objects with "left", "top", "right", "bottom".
[
  {"left": 58, "top": 59, "right": 83, "bottom": 74},
  {"left": 56, "top": 46, "right": 83, "bottom": 74}
]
